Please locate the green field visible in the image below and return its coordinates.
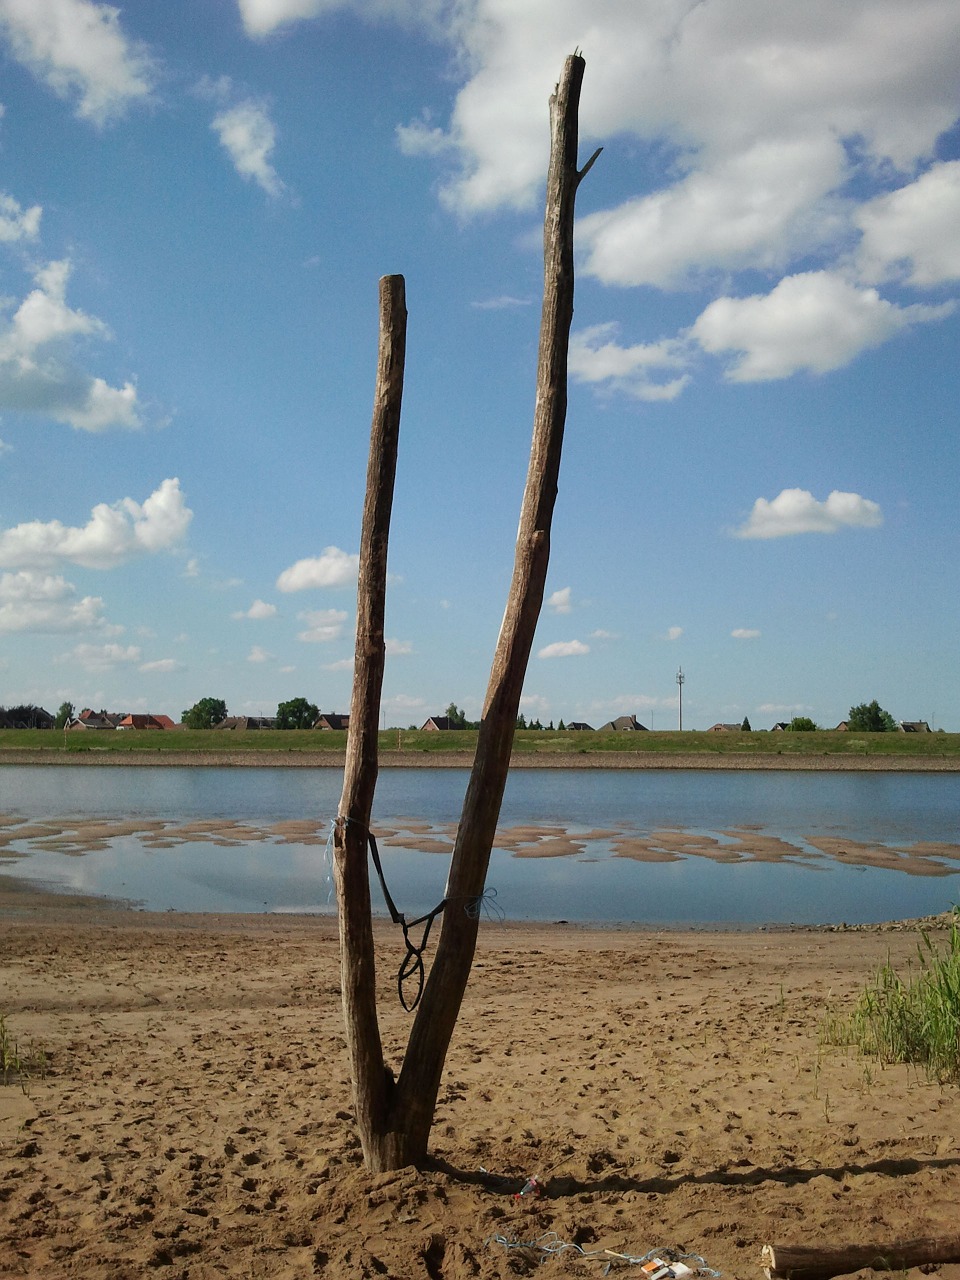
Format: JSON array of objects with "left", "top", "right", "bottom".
[{"left": 2, "top": 727, "right": 959, "bottom": 760}]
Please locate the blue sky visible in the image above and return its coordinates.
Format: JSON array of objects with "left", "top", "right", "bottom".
[{"left": 1, "top": 0, "right": 958, "bottom": 731}]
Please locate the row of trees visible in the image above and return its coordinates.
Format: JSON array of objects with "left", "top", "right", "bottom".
[
  {"left": 766, "top": 702, "right": 900, "bottom": 733},
  {"left": 180, "top": 696, "right": 327, "bottom": 730}
]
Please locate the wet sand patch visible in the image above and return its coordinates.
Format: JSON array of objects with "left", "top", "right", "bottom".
[{"left": 804, "top": 835, "right": 959, "bottom": 877}]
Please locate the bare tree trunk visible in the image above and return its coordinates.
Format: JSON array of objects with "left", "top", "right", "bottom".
[
  {"left": 362, "top": 54, "right": 599, "bottom": 1170},
  {"left": 333, "top": 275, "right": 406, "bottom": 1166}
]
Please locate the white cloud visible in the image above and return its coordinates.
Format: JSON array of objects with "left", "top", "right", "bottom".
[
  {"left": 0, "top": 0, "right": 155, "bottom": 124},
  {"left": 237, "top": 0, "right": 333, "bottom": 36},
  {"left": 139, "top": 658, "right": 180, "bottom": 674},
  {"left": 471, "top": 294, "right": 532, "bottom": 311},
  {"left": 731, "top": 628, "right": 760, "bottom": 640},
  {"left": 856, "top": 160, "right": 960, "bottom": 287},
  {"left": 0, "top": 258, "right": 140, "bottom": 430},
  {"left": 0, "top": 477, "right": 192, "bottom": 569},
  {"left": 276, "top": 546, "right": 359, "bottom": 592},
  {"left": 691, "top": 272, "right": 953, "bottom": 381},
  {"left": 324, "top": 657, "right": 355, "bottom": 671},
  {"left": 0, "top": 570, "right": 110, "bottom": 633},
  {"left": 211, "top": 100, "right": 285, "bottom": 197},
  {"left": 578, "top": 135, "right": 846, "bottom": 291},
  {"left": 666, "top": 626, "right": 683, "bottom": 641},
  {"left": 547, "top": 586, "right": 572, "bottom": 614},
  {"left": 385, "top": 637, "right": 412, "bottom": 654},
  {"left": 62, "top": 641, "right": 141, "bottom": 670},
  {"left": 247, "top": 645, "right": 272, "bottom": 663},
  {"left": 734, "top": 488, "right": 883, "bottom": 539},
  {"left": 421, "top": 1, "right": 960, "bottom": 218},
  {"left": 297, "top": 607, "right": 348, "bottom": 643},
  {"left": 0, "top": 192, "right": 41, "bottom": 243},
  {"left": 538, "top": 639, "right": 590, "bottom": 659},
  {"left": 232, "top": 598, "right": 277, "bottom": 620},
  {"left": 570, "top": 324, "right": 691, "bottom": 401},
  {"left": 394, "top": 0, "right": 960, "bottom": 378},
  {"left": 237, "top": 0, "right": 444, "bottom": 38}
]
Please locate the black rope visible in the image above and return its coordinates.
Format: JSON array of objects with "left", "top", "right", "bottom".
[{"left": 367, "top": 829, "right": 447, "bottom": 1012}]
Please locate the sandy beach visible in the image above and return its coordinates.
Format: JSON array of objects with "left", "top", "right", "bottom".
[{"left": 2, "top": 886, "right": 960, "bottom": 1280}]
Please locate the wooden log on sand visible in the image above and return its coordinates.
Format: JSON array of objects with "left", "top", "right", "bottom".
[{"left": 761, "top": 1235, "right": 960, "bottom": 1280}]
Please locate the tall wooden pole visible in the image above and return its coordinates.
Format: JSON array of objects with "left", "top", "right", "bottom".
[
  {"left": 333, "top": 274, "right": 406, "bottom": 1165},
  {"left": 334, "top": 57, "right": 598, "bottom": 1173},
  {"left": 375, "top": 54, "right": 599, "bottom": 1169}
]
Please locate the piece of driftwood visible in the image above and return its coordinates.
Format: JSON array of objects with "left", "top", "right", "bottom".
[{"left": 762, "top": 1234, "right": 960, "bottom": 1280}]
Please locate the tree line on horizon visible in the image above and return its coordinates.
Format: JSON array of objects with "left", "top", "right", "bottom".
[{"left": 0, "top": 696, "right": 927, "bottom": 734}]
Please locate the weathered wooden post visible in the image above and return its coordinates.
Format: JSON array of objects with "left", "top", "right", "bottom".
[{"left": 335, "top": 54, "right": 599, "bottom": 1171}]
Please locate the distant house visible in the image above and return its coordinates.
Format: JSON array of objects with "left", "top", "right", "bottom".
[
  {"left": 152, "top": 715, "right": 178, "bottom": 730},
  {"left": 709, "top": 723, "right": 743, "bottom": 733},
  {"left": 421, "top": 716, "right": 455, "bottom": 731},
  {"left": 835, "top": 721, "right": 850, "bottom": 731},
  {"left": 0, "top": 705, "right": 55, "bottom": 729},
  {"left": 770, "top": 722, "right": 790, "bottom": 732},
  {"left": 314, "top": 713, "right": 349, "bottom": 731},
  {"left": 67, "top": 708, "right": 124, "bottom": 730},
  {"left": 565, "top": 721, "right": 594, "bottom": 731},
  {"left": 599, "top": 714, "right": 647, "bottom": 732},
  {"left": 215, "top": 716, "right": 277, "bottom": 731},
  {"left": 116, "top": 714, "right": 165, "bottom": 731},
  {"left": 898, "top": 720, "right": 931, "bottom": 733}
]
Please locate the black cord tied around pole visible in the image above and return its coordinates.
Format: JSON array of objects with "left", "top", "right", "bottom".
[{"left": 367, "top": 829, "right": 447, "bottom": 1012}]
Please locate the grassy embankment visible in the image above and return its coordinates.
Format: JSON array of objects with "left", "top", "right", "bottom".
[{"left": 2, "top": 727, "right": 959, "bottom": 760}]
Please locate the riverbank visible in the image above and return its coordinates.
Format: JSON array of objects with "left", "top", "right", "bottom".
[
  {"left": 2, "top": 901, "right": 959, "bottom": 1279},
  {"left": 3, "top": 747, "right": 960, "bottom": 770}
]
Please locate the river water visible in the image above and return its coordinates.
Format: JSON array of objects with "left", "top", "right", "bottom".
[{"left": 2, "top": 766, "right": 959, "bottom": 926}]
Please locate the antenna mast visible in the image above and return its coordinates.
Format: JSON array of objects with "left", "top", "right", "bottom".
[{"left": 676, "top": 667, "right": 685, "bottom": 731}]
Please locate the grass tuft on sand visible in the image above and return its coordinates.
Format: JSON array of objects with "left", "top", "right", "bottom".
[{"left": 822, "top": 910, "right": 960, "bottom": 1082}]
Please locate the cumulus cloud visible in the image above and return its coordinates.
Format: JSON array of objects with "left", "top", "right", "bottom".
[
  {"left": 140, "top": 658, "right": 180, "bottom": 673},
  {"left": 471, "top": 294, "right": 532, "bottom": 311},
  {"left": 247, "top": 645, "right": 272, "bottom": 663},
  {"left": 0, "top": 570, "right": 109, "bottom": 633},
  {"left": 691, "top": 272, "right": 953, "bottom": 381},
  {"left": 0, "top": 0, "right": 155, "bottom": 124},
  {"left": 385, "top": 637, "right": 412, "bottom": 654},
  {"left": 734, "top": 488, "right": 883, "bottom": 539},
  {"left": 417, "top": 1, "right": 960, "bottom": 221},
  {"left": 538, "top": 639, "right": 590, "bottom": 659},
  {"left": 547, "top": 587, "right": 572, "bottom": 614},
  {"left": 856, "top": 160, "right": 960, "bottom": 287},
  {"left": 237, "top": 0, "right": 444, "bottom": 38},
  {"left": 0, "top": 258, "right": 140, "bottom": 430},
  {"left": 666, "top": 626, "right": 683, "bottom": 641},
  {"left": 731, "top": 628, "right": 760, "bottom": 639},
  {"left": 569, "top": 324, "right": 691, "bottom": 401},
  {"left": 0, "top": 478, "right": 192, "bottom": 569},
  {"left": 388, "top": 0, "right": 960, "bottom": 385},
  {"left": 232, "top": 598, "right": 277, "bottom": 620},
  {"left": 211, "top": 99, "right": 285, "bottom": 197},
  {"left": 62, "top": 641, "right": 141, "bottom": 670},
  {"left": 0, "top": 192, "right": 42, "bottom": 243},
  {"left": 297, "top": 607, "right": 348, "bottom": 643},
  {"left": 276, "top": 546, "right": 359, "bottom": 592}
]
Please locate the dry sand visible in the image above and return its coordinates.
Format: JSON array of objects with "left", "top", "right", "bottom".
[{"left": 2, "top": 888, "right": 960, "bottom": 1280}]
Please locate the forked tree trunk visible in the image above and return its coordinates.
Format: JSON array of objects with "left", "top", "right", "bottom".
[{"left": 334, "top": 54, "right": 599, "bottom": 1171}]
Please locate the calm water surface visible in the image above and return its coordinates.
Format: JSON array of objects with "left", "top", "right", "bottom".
[{"left": 2, "top": 766, "right": 959, "bottom": 926}]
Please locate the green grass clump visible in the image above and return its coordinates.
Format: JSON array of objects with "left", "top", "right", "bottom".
[
  {"left": 0, "top": 1013, "right": 47, "bottom": 1092},
  {"left": 821, "top": 913, "right": 960, "bottom": 1083}
]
